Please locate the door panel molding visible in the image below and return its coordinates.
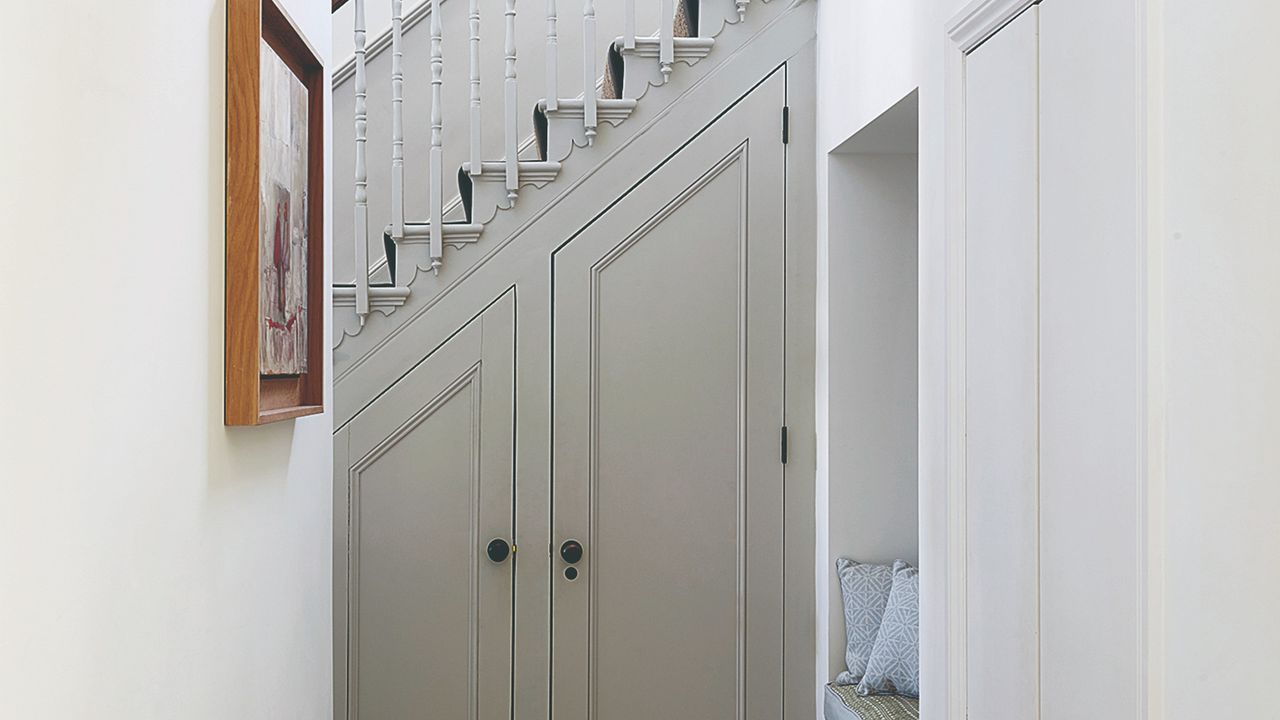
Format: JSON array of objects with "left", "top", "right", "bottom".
[
  {"left": 339, "top": 291, "right": 516, "bottom": 720},
  {"left": 584, "top": 143, "right": 753, "bottom": 720},
  {"left": 552, "top": 68, "right": 785, "bottom": 720},
  {"left": 347, "top": 364, "right": 483, "bottom": 720}
]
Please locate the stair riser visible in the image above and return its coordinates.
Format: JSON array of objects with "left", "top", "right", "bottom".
[
  {"left": 469, "top": 181, "right": 516, "bottom": 225},
  {"left": 544, "top": 115, "right": 589, "bottom": 163},
  {"left": 622, "top": 53, "right": 664, "bottom": 100}
]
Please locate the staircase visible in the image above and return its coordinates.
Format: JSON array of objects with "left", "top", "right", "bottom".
[{"left": 333, "top": 0, "right": 789, "bottom": 348}]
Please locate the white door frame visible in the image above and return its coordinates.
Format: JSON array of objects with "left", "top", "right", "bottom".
[{"left": 940, "top": 0, "right": 1161, "bottom": 717}]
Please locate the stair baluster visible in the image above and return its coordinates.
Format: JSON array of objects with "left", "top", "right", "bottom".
[
  {"left": 583, "top": 0, "right": 597, "bottom": 144},
  {"left": 353, "top": 0, "right": 371, "bottom": 320},
  {"left": 660, "top": 0, "right": 674, "bottom": 79},
  {"left": 428, "top": 0, "right": 444, "bottom": 275},
  {"left": 391, "top": 0, "right": 405, "bottom": 248},
  {"left": 624, "top": 0, "right": 635, "bottom": 50},
  {"left": 546, "top": 0, "right": 558, "bottom": 112},
  {"left": 738, "top": 0, "right": 749, "bottom": 22},
  {"left": 505, "top": 0, "right": 520, "bottom": 200},
  {"left": 469, "top": 0, "right": 482, "bottom": 175}
]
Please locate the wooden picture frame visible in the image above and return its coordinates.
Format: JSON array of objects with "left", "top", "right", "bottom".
[{"left": 226, "top": 0, "right": 325, "bottom": 425}]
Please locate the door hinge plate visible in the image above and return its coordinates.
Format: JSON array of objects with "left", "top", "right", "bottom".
[
  {"left": 781, "top": 426, "right": 789, "bottom": 464},
  {"left": 782, "top": 106, "right": 790, "bottom": 144}
]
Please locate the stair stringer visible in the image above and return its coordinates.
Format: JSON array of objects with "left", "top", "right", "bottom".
[{"left": 335, "top": 0, "right": 815, "bottom": 427}]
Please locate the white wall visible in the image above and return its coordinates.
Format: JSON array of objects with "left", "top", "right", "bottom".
[
  {"left": 816, "top": 1, "right": 967, "bottom": 716},
  {"left": 0, "top": 2, "right": 334, "bottom": 718},
  {"left": 1160, "top": 1, "right": 1280, "bottom": 715}
]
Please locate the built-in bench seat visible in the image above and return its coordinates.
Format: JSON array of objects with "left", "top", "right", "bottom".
[{"left": 823, "top": 683, "right": 919, "bottom": 720}]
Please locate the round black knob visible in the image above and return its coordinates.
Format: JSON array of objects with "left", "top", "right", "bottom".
[
  {"left": 564, "top": 567, "right": 579, "bottom": 581},
  {"left": 560, "top": 539, "right": 584, "bottom": 565},
  {"left": 487, "top": 538, "right": 511, "bottom": 564}
]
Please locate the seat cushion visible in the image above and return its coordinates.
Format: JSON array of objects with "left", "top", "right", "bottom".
[{"left": 824, "top": 683, "right": 919, "bottom": 720}]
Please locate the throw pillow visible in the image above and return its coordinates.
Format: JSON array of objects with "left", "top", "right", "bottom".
[
  {"left": 834, "top": 558, "right": 895, "bottom": 685},
  {"left": 857, "top": 560, "right": 920, "bottom": 698}
]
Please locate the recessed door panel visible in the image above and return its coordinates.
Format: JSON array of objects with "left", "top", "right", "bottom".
[
  {"left": 552, "top": 70, "right": 786, "bottom": 720},
  {"left": 343, "top": 292, "right": 515, "bottom": 720}
]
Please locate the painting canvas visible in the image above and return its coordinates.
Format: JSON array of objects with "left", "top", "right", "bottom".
[{"left": 258, "top": 39, "right": 309, "bottom": 376}]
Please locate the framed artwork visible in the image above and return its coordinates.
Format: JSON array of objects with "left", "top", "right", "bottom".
[{"left": 225, "top": 0, "right": 325, "bottom": 425}]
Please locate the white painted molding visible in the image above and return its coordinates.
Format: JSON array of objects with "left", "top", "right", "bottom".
[
  {"left": 582, "top": 0, "right": 598, "bottom": 143},
  {"left": 942, "top": 52, "right": 968, "bottom": 710},
  {"left": 470, "top": 0, "right": 483, "bottom": 173},
  {"left": 505, "top": 0, "right": 521, "bottom": 197},
  {"left": 546, "top": 0, "right": 559, "bottom": 112},
  {"left": 941, "top": 7, "right": 1040, "bottom": 717},
  {"left": 336, "top": 0, "right": 440, "bottom": 87},
  {"left": 334, "top": 285, "right": 412, "bottom": 346},
  {"left": 391, "top": 0, "right": 406, "bottom": 244},
  {"left": 946, "top": 0, "right": 1038, "bottom": 54},
  {"left": 428, "top": 0, "right": 445, "bottom": 277},
  {"left": 659, "top": 0, "right": 674, "bottom": 78},
  {"left": 354, "top": 0, "right": 371, "bottom": 321}
]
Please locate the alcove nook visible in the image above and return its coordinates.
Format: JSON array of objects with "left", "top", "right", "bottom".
[{"left": 818, "top": 89, "right": 921, "bottom": 718}]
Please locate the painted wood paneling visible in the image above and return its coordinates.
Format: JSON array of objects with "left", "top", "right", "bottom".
[
  {"left": 963, "top": 7, "right": 1041, "bottom": 718},
  {"left": 1038, "top": 0, "right": 1142, "bottom": 716}
]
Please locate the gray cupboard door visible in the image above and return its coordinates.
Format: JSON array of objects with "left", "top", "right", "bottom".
[
  {"left": 341, "top": 291, "right": 516, "bottom": 720},
  {"left": 551, "top": 68, "right": 787, "bottom": 720}
]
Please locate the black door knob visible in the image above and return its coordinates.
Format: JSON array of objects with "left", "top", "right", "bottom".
[
  {"left": 487, "top": 538, "right": 511, "bottom": 564},
  {"left": 560, "top": 539, "right": 584, "bottom": 565}
]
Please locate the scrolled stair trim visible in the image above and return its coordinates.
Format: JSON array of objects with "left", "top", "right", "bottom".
[{"left": 334, "top": 285, "right": 411, "bottom": 343}]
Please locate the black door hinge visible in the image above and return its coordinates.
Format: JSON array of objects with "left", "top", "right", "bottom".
[
  {"left": 782, "top": 106, "right": 790, "bottom": 144},
  {"left": 781, "top": 426, "right": 789, "bottom": 464}
]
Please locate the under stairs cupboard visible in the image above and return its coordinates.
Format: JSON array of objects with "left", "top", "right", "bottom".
[{"left": 331, "top": 2, "right": 818, "bottom": 717}]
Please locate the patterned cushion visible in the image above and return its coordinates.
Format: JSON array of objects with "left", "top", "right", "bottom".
[
  {"left": 825, "top": 683, "right": 920, "bottom": 720},
  {"left": 834, "top": 558, "right": 895, "bottom": 684},
  {"left": 857, "top": 561, "right": 920, "bottom": 698}
]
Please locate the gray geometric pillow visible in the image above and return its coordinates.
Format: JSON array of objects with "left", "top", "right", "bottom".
[
  {"left": 834, "top": 558, "right": 895, "bottom": 685},
  {"left": 858, "top": 560, "right": 920, "bottom": 698}
]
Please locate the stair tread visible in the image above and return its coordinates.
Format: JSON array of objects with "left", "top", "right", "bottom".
[
  {"left": 542, "top": 98, "right": 637, "bottom": 111},
  {"left": 615, "top": 35, "right": 716, "bottom": 49},
  {"left": 334, "top": 284, "right": 410, "bottom": 297},
  {"left": 402, "top": 221, "right": 484, "bottom": 233},
  {"left": 469, "top": 160, "right": 562, "bottom": 181}
]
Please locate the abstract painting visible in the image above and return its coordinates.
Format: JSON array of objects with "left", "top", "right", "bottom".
[
  {"left": 258, "top": 39, "right": 309, "bottom": 376},
  {"left": 226, "top": 0, "right": 324, "bottom": 424}
]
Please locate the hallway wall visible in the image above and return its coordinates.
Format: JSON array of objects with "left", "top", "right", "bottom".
[
  {"left": 1160, "top": 1, "right": 1280, "bottom": 714},
  {"left": 818, "top": 2, "right": 1280, "bottom": 718},
  {"left": 0, "top": 1, "right": 334, "bottom": 718}
]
